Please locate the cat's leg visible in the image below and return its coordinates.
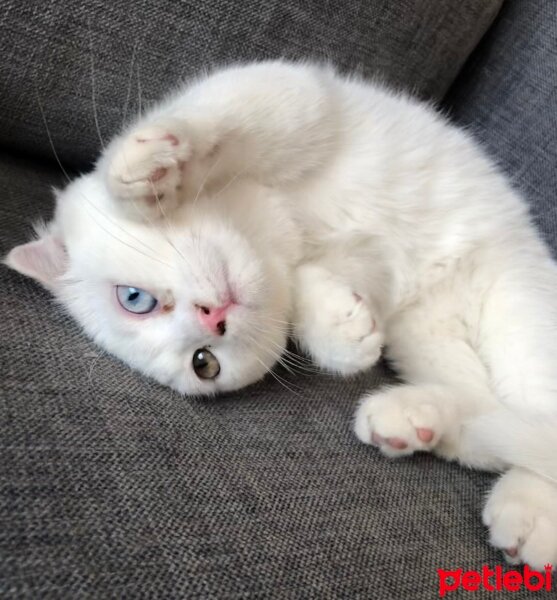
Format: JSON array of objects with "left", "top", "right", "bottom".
[
  {"left": 469, "top": 249, "right": 557, "bottom": 565},
  {"left": 356, "top": 253, "right": 557, "bottom": 566},
  {"left": 353, "top": 301, "right": 502, "bottom": 470},
  {"left": 104, "top": 118, "right": 193, "bottom": 218},
  {"left": 483, "top": 468, "right": 557, "bottom": 569},
  {"left": 292, "top": 263, "right": 385, "bottom": 375},
  {"left": 102, "top": 62, "right": 338, "bottom": 218},
  {"left": 476, "top": 248, "right": 557, "bottom": 414}
]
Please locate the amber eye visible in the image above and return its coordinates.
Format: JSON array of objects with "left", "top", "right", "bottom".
[{"left": 192, "top": 348, "right": 220, "bottom": 379}]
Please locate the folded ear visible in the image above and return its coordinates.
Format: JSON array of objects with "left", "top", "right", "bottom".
[{"left": 5, "top": 233, "right": 67, "bottom": 288}]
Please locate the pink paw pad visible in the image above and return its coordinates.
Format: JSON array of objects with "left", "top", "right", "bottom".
[
  {"left": 163, "top": 133, "right": 179, "bottom": 146},
  {"left": 417, "top": 427, "right": 434, "bottom": 443},
  {"left": 149, "top": 167, "right": 168, "bottom": 182},
  {"left": 371, "top": 432, "right": 408, "bottom": 450}
]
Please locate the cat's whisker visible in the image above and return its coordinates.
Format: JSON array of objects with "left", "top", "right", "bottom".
[
  {"left": 83, "top": 205, "right": 174, "bottom": 268},
  {"left": 86, "top": 348, "right": 108, "bottom": 389},
  {"left": 37, "top": 89, "right": 164, "bottom": 267},
  {"left": 246, "top": 328, "right": 322, "bottom": 374},
  {"left": 75, "top": 185, "right": 175, "bottom": 268},
  {"left": 136, "top": 62, "right": 143, "bottom": 118},
  {"left": 81, "top": 139, "right": 185, "bottom": 271},
  {"left": 192, "top": 152, "right": 224, "bottom": 208},
  {"left": 261, "top": 315, "right": 293, "bottom": 327},
  {"left": 212, "top": 166, "right": 249, "bottom": 199},
  {"left": 147, "top": 181, "right": 193, "bottom": 269},
  {"left": 274, "top": 353, "right": 321, "bottom": 375},
  {"left": 244, "top": 331, "right": 296, "bottom": 376},
  {"left": 243, "top": 325, "right": 320, "bottom": 375},
  {"left": 278, "top": 348, "right": 321, "bottom": 372},
  {"left": 36, "top": 30, "right": 168, "bottom": 269},
  {"left": 88, "top": 17, "right": 105, "bottom": 150},
  {"left": 122, "top": 40, "right": 140, "bottom": 128},
  {"left": 261, "top": 365, "right": 305, "bottom": 397},
  {"left": 247, "top": 349, "right": 306, "bottom": 398},
  {"left": 270, "top": 348, "right": 321, "bottom": 375},
  {"left": 35, "top": 87, "right": 72, "bottom": 184}
]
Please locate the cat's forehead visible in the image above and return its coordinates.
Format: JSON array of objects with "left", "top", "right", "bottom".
[{"left": 57, "top": 175, "right": 181, "bottom": 282}]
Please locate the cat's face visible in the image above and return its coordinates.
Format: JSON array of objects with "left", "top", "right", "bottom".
[{"left": 6, "top": 174, "right": 295, "bottom": 395}]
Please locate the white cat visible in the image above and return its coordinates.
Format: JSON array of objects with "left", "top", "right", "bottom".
[{"left": 6, "top": 61, "right": 557, "bottom": 568}]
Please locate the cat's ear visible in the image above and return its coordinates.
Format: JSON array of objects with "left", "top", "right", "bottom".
[{"left": 5, "top": 232, "right": 67, "bottom": 288}]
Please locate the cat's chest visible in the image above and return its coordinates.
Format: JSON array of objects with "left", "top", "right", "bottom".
[{"left": 285, "top": 178, "right": 380, "bottom": 250}]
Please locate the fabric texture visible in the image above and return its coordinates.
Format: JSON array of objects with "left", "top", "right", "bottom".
[
  {"left": 4, "top": 0, "right": 557, "bottom": 597},
  {"left": 446, "top": 0, "right": 557, "bottom": 254},
  {"left": 0, "top": 0, "right": 502, "bottom": 169}
]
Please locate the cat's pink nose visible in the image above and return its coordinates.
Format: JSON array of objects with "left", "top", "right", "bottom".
[{"left": 196, "top": 302, "right": 233, "bottom": 336}]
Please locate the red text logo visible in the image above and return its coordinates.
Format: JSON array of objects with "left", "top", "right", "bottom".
[{"left": 438, "top": 564, "right": 553, "bottom": 596}]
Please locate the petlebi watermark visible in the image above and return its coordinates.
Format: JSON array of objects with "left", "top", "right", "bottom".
[{"left": 437, "top": 564, "right": 553, "bottom": 596}]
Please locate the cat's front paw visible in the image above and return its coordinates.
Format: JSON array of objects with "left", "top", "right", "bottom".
[
  {"left": 354, "top": 385, "right": 445, "bottom": 457},
  {"left": 294, "top": 273, "right": 383, "bottom": 374},
  {"left": 483, "top": 468, "right": 557, "bottom": 569},
  {"left": 107, "top": 119, "right": 192, "bottom": 218}
]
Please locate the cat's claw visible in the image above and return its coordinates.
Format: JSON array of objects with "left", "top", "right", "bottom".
[
  {"left": 107, "top": 121, "right": 191, "bottom": 217},
  {"left": 483, "top": 468, "right": 557, "bottom": 569},
  {"left": 354, "top": 387, "right": 443, "bottom": 457}
]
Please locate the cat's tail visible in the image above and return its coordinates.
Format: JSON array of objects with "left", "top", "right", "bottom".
[{"left": 467, "top": 410, "right": 557, "bottom": 483}]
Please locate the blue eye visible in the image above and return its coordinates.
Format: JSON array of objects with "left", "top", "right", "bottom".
[{"left": 116, "top": 286, "right": 158, "bottom": 314}]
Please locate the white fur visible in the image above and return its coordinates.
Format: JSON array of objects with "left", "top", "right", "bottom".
[{"left": 6, "top": 61, "right": 557, "bottom": 565}]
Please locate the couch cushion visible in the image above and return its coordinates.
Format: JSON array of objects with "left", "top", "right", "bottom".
[
  {"left": 0, "top": 152, "right": 501, "bottom": 597},
  {"left": 446, "top": 0, "right": 557, "bottom": 254},
  {"left": 0, "top": 0, "right": 502, "bottom": 169}
]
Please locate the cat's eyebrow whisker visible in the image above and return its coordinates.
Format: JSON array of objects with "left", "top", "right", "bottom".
[
  {"left": 137, "top": 62, "right": 143, "bottom": 118},
  {"left": 147, "top": 180, "right": 192, "bottom": 267},
  {"left": 193, "top": 152, "right": 224, "bottom": 208},
  {"left": 88, "top": 17, "right": 105, "bottom": 150},
  {"left": 212, "top": 165, "right": 249, "bottom": 199},
  {"left": 77, "top": 187, "right": 175, "bottom": 267},
  {"left": 130, "top": 173, "right": 203, "bottom": 283},
  {"left": 83, "top": 203, "right": 174, "bottom": 268},
  {"left": 37, "top": 91, "right": 163, "bottom": 266},
  {"left": 122, "top": 40, "right": 140, "bottom": 128},
  {"left": 35, "top": 87, "right": 72, "bottom": 184},
  {"left": 38, "top": 65, "right": 169, "bottom": 269},
  {"left": 92, "top": 137, "right": 188, "bottom": 271},
  {"left": 191, "top": 231, "right": 222, "bottom": 290}
]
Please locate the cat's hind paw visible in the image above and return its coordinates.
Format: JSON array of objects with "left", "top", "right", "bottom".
[
  {"left": 483, "top": 468, "right": 557, "bottom": 569},
  {"left": 354, "top": 385, "right": 445, "bottom": 457}
]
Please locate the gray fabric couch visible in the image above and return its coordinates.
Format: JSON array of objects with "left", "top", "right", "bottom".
[{"left": 1, "top": 1, "right": 555, "bottom": 597}]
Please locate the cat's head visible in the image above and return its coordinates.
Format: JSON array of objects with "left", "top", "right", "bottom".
[{"left": 6, "top": 173, "right": 297, "bottom": 395}]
